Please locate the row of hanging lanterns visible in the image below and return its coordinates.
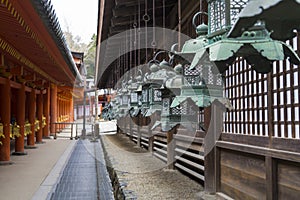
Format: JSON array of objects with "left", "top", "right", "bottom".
[{"left": 102, "top": 0, "right": 300, "bottom": 132}]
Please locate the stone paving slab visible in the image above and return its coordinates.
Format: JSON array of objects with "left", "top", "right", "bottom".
[
  {"left": 32, "top": 139, "right": 77, "bottom": 200},
  {"left": 0, "top": 139, "right": 73, "bottom": 200},
  {"left": 49, "top": 139, "right": 114, "bottom": 200}
]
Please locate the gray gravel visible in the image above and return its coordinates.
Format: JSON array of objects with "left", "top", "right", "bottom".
[{"left": 101, "top": 133, "right": 204, "bottom": 200}]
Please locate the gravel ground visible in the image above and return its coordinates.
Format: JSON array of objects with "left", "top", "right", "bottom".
[{"left": 101, "top": 133, "right": 204, "bottom": 200}]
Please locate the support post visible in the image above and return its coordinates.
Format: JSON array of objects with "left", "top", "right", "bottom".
[
  {"left": 137, "top": 115, "right": 141, "bottom": 147},
  {"left": 70, "top": 123, "right": 73, "bottom": 140},
  {"left": 27, "top": 89, "right": 36, "bottom": 148},
  {"left": 266, "top": 156, "right": 277, "bottom": 200},
  {"left": 167, "top": 126, "right": 176, "bottom": 170},
  {"left": 148, "top": 123, "right": 154, "bottom": 153},
  {"left": 0, "top": 78, "right": 12, "bottom": 163},
  {"left": 50, "top": 84, "right": 57, "bottom": 135},
  {"left": 43, "top": 86, "right": 50, "bottom": 138},
  {"left": 36, "top": 92, "right": 43, "bottom": 143},
  {"left": 95, "top": 90, "right": 98, "bottom": 120},
  {"left": 204, "top": 101, "right": 225, "bottom": 194},
  {"left": 82, "top": 90, "right": 86, "bottom": 139},
  {"left": 129, "top": 117, "right": 133, "bottom": 140},
  {"left": 14, "top": 84, "right": 27, "bottom": 155},
  {"left": 70, "top": 96, "right": 74, "bottom": 122}
]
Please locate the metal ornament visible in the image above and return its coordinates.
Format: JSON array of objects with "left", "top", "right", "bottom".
[{"left": 206, "top": 0, "right": 300, "bottom": 73}]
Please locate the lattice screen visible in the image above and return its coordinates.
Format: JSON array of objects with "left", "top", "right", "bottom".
[
  {"left": 271, "top": 37, "right": 300, "bottom": 138},
  {"left": 230, "top": 0, "right": 249, "bottom": 25},
  {"left": 224, "top": 37, "right": 300, "bottom": 139},
  {"left": 209, "top": 0, "right": 226, "bottom": 33}
]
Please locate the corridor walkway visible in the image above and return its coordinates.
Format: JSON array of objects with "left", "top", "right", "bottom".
[{"left": 49, "top": 139, "right": 113, "bottom": 200}]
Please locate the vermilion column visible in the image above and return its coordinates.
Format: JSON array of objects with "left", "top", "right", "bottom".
[
  {"left": 58, "top": 99, "right": 61, "bottom": 130},
  {"left": 27, "top": 89, "right": 36, "bottom": 148},
  {"left": 14, "top": 84, "right": 27, "bottom": 155},
  {"left": 70, "top": 97, "right": 74, "bottom": 122},
  {"left": 43, "top": 87, "right": 50, "bottom": 137},
  {"left": 36, "top": 92, "right": 43, "bottom": 143},
  {"left": 61, "top": 100, "right": 65, "bottom": 128},
  {"left": 50, "top": 84, "right": 57, "bottom": 134},
  {"left": 0, "top": 78, "right": 11, "bottom": 162}
]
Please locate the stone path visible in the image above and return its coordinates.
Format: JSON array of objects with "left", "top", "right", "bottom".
[{"left": 50, "top": 139, "right": 113, "bottom": 200}]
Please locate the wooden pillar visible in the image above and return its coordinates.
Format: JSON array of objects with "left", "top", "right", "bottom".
[
  {"left": 129, "top": 117, "right": 133, "bottom": 140},
  {"left": 204, "top": 101, "right": 225, "bottom": 194},
  {"left": 36, "top": 92, "right": 43, "bottom": 143},
  {"left": 148, "top": 119, "right": 154, "bottom": 153},
  {"left": 70, "top": 97, "right": 74, "bottom": 122},
  {"left": 27, "top": 89, "right": 36, "bottom": 148},
  {"left": 58, "top": 99, "right": 61, "bottom": 131},
  {"left": 64, "top": 100, "right": 66, "bottom": 126},
  {"left": 137, "top": 115, "right": 141, "bottom": 147},
  {"left": 14, "top": 84, "right": 27, "bottom": 155},
  {"left": 167, "top": 126, "right": 176, "bottom": 169},
  {"left": 50, "top": 84, "right": 57, "bottom": 134},
  {"left": 0, "top": 78, "right": 11, "bottom": 162},
  {"left": 43, "top": 87, "right": 50, "bottom": 137}
]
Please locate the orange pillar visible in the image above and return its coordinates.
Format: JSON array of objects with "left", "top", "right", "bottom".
[
  {"left": 43, "top": 87, "right": 50, "bottom": 137},
  {"left": 58, "top": 99, "right": 61, "bottom": 130},
  {"left": 0, "top": 79, "right": 11, "bottom": 163},
  {"left": 70, "top": 97, "right": 74, "bottom": 122},
  {"left": 14, "top": 84, "right": 27, "bottom": 155},
  {"left": 58, "top": 98, "right": 61, "bottom": 131},
  {"left": 62, "top": 100, "right": 65, "bottom": 127},
  {"left": 36, "top": 92, "right": 43, "bottom": 143},
  {"left": 27, "top": 89, "right": 36, "bottom": 148},
  {"left": 50, "top": 84, "right": 57, "bottom": 134}
]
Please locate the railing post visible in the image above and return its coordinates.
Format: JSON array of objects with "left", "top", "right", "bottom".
[
  {"left": 75, "top": 124, "right": 78, "bottom": 140},
  {"left": 167, "top": 126, "right": 176, "bottom": 169},
  {"left": 129, "top": 118, "right": 133, "bottom": 140},
  {"left": 204, "top": 101, "right": 225, "bottom": 194},
  {"left": 148, "top": 125, "right": 154, "bottom": 153},
  {"left": 137, "top": 116, "right": 141, "bottom": 147},
  {"left": 70, "top": 123, "right": 73, "bottom": 140},
  {"left": 54, "top": 123, "right": 57, "bottom": 139}
]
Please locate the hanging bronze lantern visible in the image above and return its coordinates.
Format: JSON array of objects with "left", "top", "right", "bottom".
[
  {"left": 116, "top": 81, "right": 130, "bottom": 119},
  {"left": 128, "top": 75, "right": 143, "bottom": 117},
  {"left": 204, "top": 0, "right": 300, "bottom": 73},
  {"left": 173, "top": 2, "right": 300, "bottom": 75},
  {"left": 151, "top": 63, "right": 199, "bottom": 132},
  {"left": 143, "top": 59, "right": 175, "bottom": 117},
  {"left": 111, "top": 90, "right": 120, "bottom": 119}
]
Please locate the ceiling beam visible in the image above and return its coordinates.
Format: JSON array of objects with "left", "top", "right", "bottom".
[{"left": 112, "top": 1, "right": 176, "bottom": 18}]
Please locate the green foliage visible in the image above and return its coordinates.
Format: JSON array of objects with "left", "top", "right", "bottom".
[
  {"left": 64, "top": 30, "right": 87, "bottom": 52},
  {"left": 85, "top": 34, "right": 97, "bottom": 78},
  {"left": 64, "top": 29, "right": 96, "bottom": 79}
]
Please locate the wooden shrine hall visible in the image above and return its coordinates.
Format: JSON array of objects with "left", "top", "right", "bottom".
[
  {"left": 0, "top": 0, "right": 82, "bottom": 163},
  {"left": 96, "top": 0, "right": 300, "bottom": 199}
]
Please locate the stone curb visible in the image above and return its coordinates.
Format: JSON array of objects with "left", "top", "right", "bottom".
[
  {"left": 99, "top": 136, "right": 138, "bottom": 200},
  {"left": 31, "top": 140, "right": 78, "bottom": 200}
]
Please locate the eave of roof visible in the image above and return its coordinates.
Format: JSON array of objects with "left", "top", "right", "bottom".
[{"left": 0, "top": 0, "right": 82, "bottom": 85}]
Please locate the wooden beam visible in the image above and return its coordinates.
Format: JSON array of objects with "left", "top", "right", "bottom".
[
  {"left": 115, "top": 0, "right": 141, "bottom": 7},
  {"left": 10, "top": 66, "right": 23, "bottom": 76},
  {"left": 111, "top": 16, "right": 163, "bottom": 27},
  {"left": 23, "top": 74, "right": 36, "bottom": 82},
  {"left": 221, "top": 133, "right": 269, "bottom": 148},
  {"left": 217, "top": 141, "right": 300, "bottom": 163},
  {"left": 113, "top": 1, "right": 176, "bottom": 17},
  {"left": 10, "top": 80, "right": 22, "bottom": 89}
]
